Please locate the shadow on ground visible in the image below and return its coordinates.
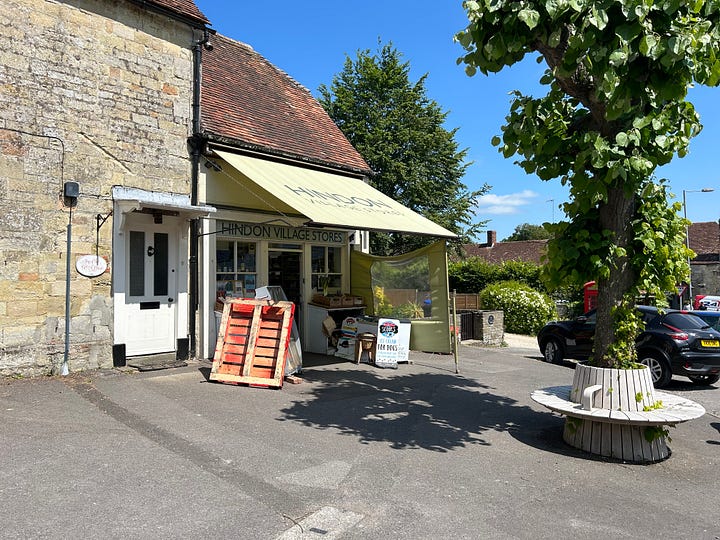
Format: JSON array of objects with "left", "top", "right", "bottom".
[
  {"left": 272, "top": 361, "right": 575, "bottom": 458},
  {"left": 709, "top": 422, "right": 720, "bottom": 445}
]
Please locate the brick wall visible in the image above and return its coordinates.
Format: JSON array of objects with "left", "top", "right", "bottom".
[{"left": 0, "top": 0, "right": 195, "bottom": 375}]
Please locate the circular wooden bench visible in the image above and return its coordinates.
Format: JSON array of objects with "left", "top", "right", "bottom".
[
  {"left": 530, "top": 364, "right": 706, "bottom": 462},
  {"left": 531, "top": 385, "right": 706, "bottom": 425}
]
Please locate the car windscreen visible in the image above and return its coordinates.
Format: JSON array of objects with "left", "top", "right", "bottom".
[
  {"left": 662, "top": 312, "right": 711, "bottom": 330},
  {"left": 694, "top": 313, "right": 720, "bottom": 331}
]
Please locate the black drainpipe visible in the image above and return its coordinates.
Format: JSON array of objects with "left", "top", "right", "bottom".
[{"left": 188, "top": 28, "right": 213, "bottom": 358}]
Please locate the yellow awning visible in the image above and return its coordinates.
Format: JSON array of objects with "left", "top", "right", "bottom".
[{"left": 214, "top": 150, "right": 457, "bottom": 238}]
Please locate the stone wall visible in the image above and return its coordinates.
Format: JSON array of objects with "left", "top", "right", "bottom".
[
  {"left": 691, "top": 263, "right": 720, "bottom": 301},
  {"left": 0, "top": 0, "right": 196, "bottom": 375},
  {"left": 475, "top": 310, "right": 504, "bottom": 346}
]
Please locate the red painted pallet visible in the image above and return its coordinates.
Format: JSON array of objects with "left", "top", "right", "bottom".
[{"left": 210, "top": 298, "right": 295, "bottom": 388}]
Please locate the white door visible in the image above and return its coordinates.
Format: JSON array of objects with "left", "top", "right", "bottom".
[{"left": 124, "top": 215, "right": 178, "bottom": 356}]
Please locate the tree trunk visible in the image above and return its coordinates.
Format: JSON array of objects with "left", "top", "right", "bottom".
[{"left": 593, "top": 187, "right": 637, "bottom": 366}]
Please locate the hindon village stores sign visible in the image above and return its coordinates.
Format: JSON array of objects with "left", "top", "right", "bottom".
[{"left": 216, "top": 221, "right": 347, "bottom": 245}]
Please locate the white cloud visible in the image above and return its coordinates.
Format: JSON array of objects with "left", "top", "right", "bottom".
[{"left": 475, "top": 190, "right": 539, "bottom": 215}]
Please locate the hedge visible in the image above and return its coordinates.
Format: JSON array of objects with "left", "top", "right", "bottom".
[{"left": 479, "top": 281, "right": 557, "bottom": 335}]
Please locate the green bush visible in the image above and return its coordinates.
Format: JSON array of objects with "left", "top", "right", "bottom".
[
  {"left": 449, "top": 258, "right": 544, "bottom": 293},
  {"left": 480, "top": 281, "right": 557, "bottom": 335}
]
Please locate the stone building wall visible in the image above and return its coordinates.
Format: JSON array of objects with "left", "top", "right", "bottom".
[
  {"left": 691, "top": 264, "right": 720, "bottom": 300},
  {"left": 0, "top": 0, "right": 196, "bottom": 375}
]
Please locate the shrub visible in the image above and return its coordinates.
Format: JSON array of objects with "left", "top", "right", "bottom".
[
  {"left": 480, "top": 281, "right": 557, "bottom": 335},
  {"left": 449, "top": 258, "right": 544, "bottom": 293}
]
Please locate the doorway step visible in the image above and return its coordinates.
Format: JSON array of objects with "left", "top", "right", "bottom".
[{"left": 126, "top": 353, "right": 187, "bottom": 372}]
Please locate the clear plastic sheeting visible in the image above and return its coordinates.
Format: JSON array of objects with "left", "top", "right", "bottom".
[
  {"left": 371, "top": 257, "right": 431, "bottom": 319},
  {"left": 351, "top": 241, "right": 451, "bottom": 354}
]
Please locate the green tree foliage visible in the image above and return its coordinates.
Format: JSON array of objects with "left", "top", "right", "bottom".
[
  {"left": 480, "top": 281, "right": 557, "bottom": 335},
  {"left": 503, "top": 223, "right": 552, "bottom": 241},
  {"left": 449, "top": 258, "right": 544, "bottom": 293},
  {"left": 449, "top": 258, "right": 585, "bottom": 315},
  {"left": 318, "top": 42, "right": 489, "bottom": 255},
  {"left": 456, "top": 0, "right": 718, "bottom": 367}
]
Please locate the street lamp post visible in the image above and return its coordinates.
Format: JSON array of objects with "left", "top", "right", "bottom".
[
  {"left": 683, "top": 188, "right": 714, "bottom": 307},
  {"left": 546, "top": 198, "right": 555, "bottom": 222}
]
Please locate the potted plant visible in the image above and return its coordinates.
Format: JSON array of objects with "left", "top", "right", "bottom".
[{"left": 456, "top": 0, "right": 716, "bottom": 460}]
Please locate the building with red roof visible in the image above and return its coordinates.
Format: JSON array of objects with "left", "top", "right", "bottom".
[
  {"left": 1, "top": 0, "right": 457, "bottom": 375},
  {"left": 687, "top": 221, "right": 720, "bottom": 301},
  {"left": 459, "top": 231, "right": 547, "bottom": 264}
]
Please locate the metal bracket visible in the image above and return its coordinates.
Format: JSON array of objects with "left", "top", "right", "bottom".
[{"left": 96, "top": 211, "right": 112, "bottom": 260}]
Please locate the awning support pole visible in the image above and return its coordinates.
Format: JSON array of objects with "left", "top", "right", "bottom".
[{"left": 452, "top": 289, "right": 459, "bottom": 374}]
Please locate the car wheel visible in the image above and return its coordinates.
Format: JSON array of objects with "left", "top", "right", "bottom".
[
  {"left": 688, "top": 374, "right": 720, "bottom": 386},
  {"left": 638, "top": 353, "right": 672, "bottom": 388},
  {"left": 542, "top": 339, "right": 563, "bottom": 364}
]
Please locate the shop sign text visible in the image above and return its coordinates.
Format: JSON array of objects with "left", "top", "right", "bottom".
[
  {"left": 375, "top": 318, "right": 401, "bottom": 369},
  {"left": 218, "top": 221, "right": 346, "bottom": 245},
  {"left": 76, "top": 255, "right": 108, "bottom": 277}
]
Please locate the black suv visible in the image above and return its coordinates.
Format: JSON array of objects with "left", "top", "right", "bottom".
[{"left": 537, "top": 305, "right": 720, "bottom": 387}]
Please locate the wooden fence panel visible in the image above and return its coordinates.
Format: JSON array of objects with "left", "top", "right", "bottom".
[{"left": 454, "top": 293, "right": 481, "bottom": 310}]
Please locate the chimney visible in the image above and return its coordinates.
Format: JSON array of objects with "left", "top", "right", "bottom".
[{"left": 486, "top": 230, "right": 496, "bottom": 247}]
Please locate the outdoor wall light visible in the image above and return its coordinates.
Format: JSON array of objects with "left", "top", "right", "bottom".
[{"left": 63, "top": 181, "right": 79, "bottom": 206}]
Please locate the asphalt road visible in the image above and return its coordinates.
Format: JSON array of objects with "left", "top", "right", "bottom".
[{"left": 1, "top": 342, "right": 719, "bottom": 539}]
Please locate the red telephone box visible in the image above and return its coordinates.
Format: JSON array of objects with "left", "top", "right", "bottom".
[{"left": 583, "top": 281, "right": 598, "bottom": 313}]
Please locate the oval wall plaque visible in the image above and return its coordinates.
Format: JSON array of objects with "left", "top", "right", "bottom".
[{"left": 76, "top": 255, "right": 108, "bottom": 277}]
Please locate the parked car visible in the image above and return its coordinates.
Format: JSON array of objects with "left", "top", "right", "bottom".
[
  {"left": 537, "top": 305, "right": 720, "bottom": 387},
  {"left": 689, "top": 309, "right": 720, "bottom": 332}
]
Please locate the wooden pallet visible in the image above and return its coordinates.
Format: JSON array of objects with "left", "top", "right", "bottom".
[{"left": 210, "top": 298, "right": 295, "bottom": 388}]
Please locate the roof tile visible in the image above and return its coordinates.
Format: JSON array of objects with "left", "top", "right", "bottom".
[
  {"left": 458, "top": 222, "right": 719, "bottom": 265},
  {"left": 689, "top": 221, "right": 719, "bottom": 261},
  {"left": 146, "top": 0, "right": 209, "bottom": 24},
  {"left": 460, "top": 239, "right": 547, "bottom": 264},
  {"left": 201, "top": 34, "right": 370, "bottom": 174}
]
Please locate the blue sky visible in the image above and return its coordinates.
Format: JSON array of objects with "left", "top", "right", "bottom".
[{"left": 196, "top": 1, "right": 720, "bottom": 241}]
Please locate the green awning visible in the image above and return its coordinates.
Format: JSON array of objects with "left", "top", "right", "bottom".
[{"left": 215, "top": 150, "right": 456, "bottom": 238}]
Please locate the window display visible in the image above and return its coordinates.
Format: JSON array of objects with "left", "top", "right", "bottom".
[
  {"left": 216, "top": 240, "right": 257, "bottom": 300},
  {"left": 311, "top": 245, "right": 342, "bottom": 296}
]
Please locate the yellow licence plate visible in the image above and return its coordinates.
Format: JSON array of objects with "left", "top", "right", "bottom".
[{"left": 701, "top": 340, "right": 720, "bottom": 347}]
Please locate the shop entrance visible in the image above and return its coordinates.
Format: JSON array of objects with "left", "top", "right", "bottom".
[{"left": 268, "top": 246, "right": 303, "bottom": 331}]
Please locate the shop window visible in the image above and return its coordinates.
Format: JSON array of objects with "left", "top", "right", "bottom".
[
  {"left": 216, "top": 240, "right": 257, "bottom": 300},
  {"left": 311, "top": 245, "right": 342, "bottom": 295}
]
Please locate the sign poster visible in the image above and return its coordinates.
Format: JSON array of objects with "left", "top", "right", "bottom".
[
  {"left": 335, "top": 317, "right": 358, "bottom": 360},
  {"left": 75, "top": 255, "right": 108, "bottom": 278},
  {"left": 375, "top": 318, "right": 400, "bottom": 369}
]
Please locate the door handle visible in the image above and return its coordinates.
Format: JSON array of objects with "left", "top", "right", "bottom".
[{"left": 147, "top": 246, "right": 155, "bottom": 257}]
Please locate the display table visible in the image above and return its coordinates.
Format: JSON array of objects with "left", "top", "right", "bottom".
[{"left": 305, "top": 303, "right": 366, "bottom": 354}]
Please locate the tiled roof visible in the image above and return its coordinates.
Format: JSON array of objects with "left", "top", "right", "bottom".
[
  {"left": 458, "top": 222, "right": 718, "bottom": 266},
  {"left": 689, "top": 221, "right": 720, "bottom": 262},
  {"left": 145, "top": 0, "right": 209, "bottom": 24},
  {"left": 201, "top": 34, "right": 371, "bottom": 174},
  {"left": 460, "top": 239, "right": 547, "bottom": 264}
]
